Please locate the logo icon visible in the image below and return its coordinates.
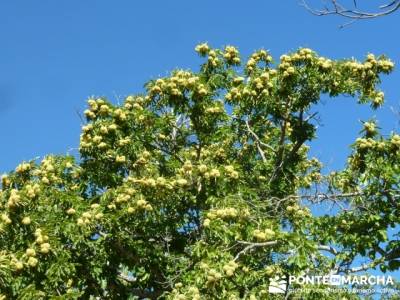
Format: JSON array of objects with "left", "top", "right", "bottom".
[{"left": 269, "top": 277, "right": 287, "bottom": 294}]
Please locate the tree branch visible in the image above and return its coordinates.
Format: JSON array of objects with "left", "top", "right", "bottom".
[
  {"left": 301, "top": 0, "right": 400, "bottom": 20},
  {"left": 244, "top": 119, "right": 275, "bottom": 162},
  {"left": 234, "top": 240, "right": 278, "bottom": 261},
  {"left": 317, "top": 244, "right": 339, "bottom": 255}
]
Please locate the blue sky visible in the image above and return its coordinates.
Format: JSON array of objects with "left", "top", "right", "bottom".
[{"left": 0, "top": 0, "right": 399, "bottom": 290}]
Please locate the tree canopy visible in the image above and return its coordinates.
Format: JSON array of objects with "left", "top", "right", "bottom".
[{"left": 0, "top": 44, "right": 399, "bottom": 299}]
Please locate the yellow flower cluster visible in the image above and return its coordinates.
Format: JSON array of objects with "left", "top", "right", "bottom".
[
  {"left": 26, "top": 247, "right": 35, "bottom": 256},
  {"left": 378, "top": 59, "right": 394, "bottom": 72},
  {"left": 176, "top": 178, "right": 189, "bottom": 187},
  {"left": 286, "top": 204, "right": 311, "bottom": 218},
  {"left": 24, "top": 247, "right": 39, "bottom": 267},
  {"left": 391, "top": 134, "right": 400, "bottom": 147},
  {"left": 246, "top": 49, "right": 272, "bottom": 73},
  {"left": 298, "top": 47, "right": 314, "bottom": 59},
  {"left": 77, "top": 203, "right": 103, "bottom": 226},
  {"left": 222, "top": 260, "right": 239, "bottom": 277},
  {"left": 27, "top": 256, "right": 38, "bottom": 267},
  {"left": 15, "top": 162, "right": 31, "bottom": 173},
  {"left": 112, "top": 187, "right": 152, "bottom": 212},
  {"left": 114, "top": 188, "right": 134, "bottom": 204},
  {"left": 39, "top": 242, "right": 51, "bottom": 254},
  {"left": 1, "top": 213, "right": 12, "bottom": 224},
  {"left": 253, "top": 228, "right": 275, "bottom": 241},
  {"left": 113, "top": 108, "right": 127, "bottom": 121},
  {"left": 198, "top": 164, "right": 208, "bottom": 174},
  {"left": 149, "top": 70, "right": 200, "bottom": 98},
  {"left": 265, "top": 265, "right": 276, "bottom": 276},
  {"left": 34, "top": 229, "right": 50, "bottom": 250},
  {"left": 25, "top": 228, "right": 51, "bottom": 256},
  {"left": 208, "top": 168, "right": 221, "bottom": 178},
  {"left": 226, "top": 70, "right": 277, "bottom": 101},
  {"left": 233, "top": 76, "right": 244, "bottom": 85},
  {"left": 207, "top": 207, "right": 238, "bottom": 220},
  {"left": 118, "top": 137, "right": 131, "bottom": 146},
  {"left": 225, "top": 87, "right": 241, "bottom": 101},
  {"left": 344, "top": 61, "right": 365, "bottom": 73},
  {"left": 223, "top": 45, "right": 240, "bottom": 65},
  {"left": 279, "top": 48, "right": 314, "bottom": 66},
  {"left": 207, "top": 268, "right": 222, "bottom": 283},
  {"left": 279, "top": 57, "right": 296, "bottom": 78},
  {"left": 172, "top": 285, "right": 201, "bottom": 300},
  {"left": 195, "top": 43, "right": 210, "bottom": 56},
  {"left": 66, "top": 207, "right": 76, "bottom": 215},
  {"left": 196, "top": 83, "right": 208, "bottom": 96},
  {"left": 25, "top": 183, "right": 40, "bottom": 199},
  {"left": 84, "top": 98, "right": 111, "bottom": 119},
  {"left": 82, "top": 123, "right": 93, "bottom": 133},
  {"left": 253, "top": 72, "right": 273, "bottom": 90},
  {"left": 115, "top": 155, "right": 126, "bottom": 163},
  {"left": 205, "top": 105, "right": 224, "bottom": 114},
  {"left": 363, "top": 121, "right": 376, "bottom": 134},
  {"left": 38, "top": 157, "right": 59, "bottom": 185},
  {"left": 124, "top": 95, "right": 144, "bottom": 111},
  {"left": 202, "top": 218, "right": 211, "bottom": 227},
  {"left": 224, "top": 165, "right": 239, "bottom": 179},
  {"left": 13, "top": 260, "right": 24, "bottom": 271},
  {"left": 204, "top": 206, "right": 249, "bottom": 227},
  {"left": 1, "top": 174, "right": 10, "bottom": 188},
  {"left": 317, "top": 57, "right": 333, "bottom": 70},
  {"left": 181, "top": 160, "right": 193, "bottom": 173},
  {"left": 126, "top": 206, "right": 135, "bottom": 213},
  {"left": 99, "top": 104, "right": 111, "bottom": 117},
  {"left": 21, "top": 216, "right": 31, "bottom": 225},
  {"left": 344, "top": 56, "right": 385, "bottom": 79},
  {"left": 173, "top": 294, "right": 186, "bottom": 300},
  {"left": 80, "top": 115, "right": 127, "bottom": 151},
  {"left": 7, "top": 189, "right": 21, "bottom": 208},
  {"left": 135, "top": 197, "right": 153, "bottom": 211},
  {"left": 356, "top": 137, "right": 376, "bottom": 149},
  {"left": 186, "top": 287, "right": 201, "bottom": 300},
  {"left": 363, "top": 54, "right": 395, "bottom": 73},
  {"left": 128, "top": 177, "right": 157, "bottom": 188},
  {"left": 154, "top": 177, "right": 168, "bottom": 188},
  {"left": 373, "top": 91, "right": 384, "bottom": 106},
  {"left": 206, "top": 49, "right": 220, "bottom": 67}
]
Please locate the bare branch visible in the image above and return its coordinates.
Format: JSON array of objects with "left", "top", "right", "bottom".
[
  {"left": 234, "top": 240, "right": 339, "bottom": 260},
  {"left": 340, "top": 245, "right": 400, "bottom": 274},
  {"left": 118, "top": 272, "right": 136, "bottom": 283},
  {"left": 343, "top": 259, "right": 383, "bottom": 273},
  {"left": 317, "top": 244, "right": 339, "bottom": 255},
  {"left": 301, "top": 0, "right": 400, "bottom": 21},
  {"left": 244, "top": 119, "right": 275, "bottom": 162},
  {"left": 234, "top": 240, "right": 278, "bottom": 261}
]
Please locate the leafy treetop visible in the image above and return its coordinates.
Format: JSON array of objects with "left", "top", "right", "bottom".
[{"left": 0, "top": 43, "right": 398, "bottom": 299}]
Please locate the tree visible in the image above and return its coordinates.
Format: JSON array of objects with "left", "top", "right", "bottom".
[
  {"left": 302, "top": 0, "right": 400, "bottom": 23},
  {"left": 0, "top": 43, "right": 398, "bottom": 299}
]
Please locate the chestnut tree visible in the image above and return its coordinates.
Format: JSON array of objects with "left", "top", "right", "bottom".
[{"left": 0, "top": 43, "right": 399, "bottom": 299}]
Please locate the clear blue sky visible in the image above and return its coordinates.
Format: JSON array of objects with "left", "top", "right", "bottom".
[{"left": 1, "top": 0, "right": 399, "bottom": 292}]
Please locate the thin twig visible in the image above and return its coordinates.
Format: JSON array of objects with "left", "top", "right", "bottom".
[{"left": 301, "top": 0, "right": 400, "bottom": 20}]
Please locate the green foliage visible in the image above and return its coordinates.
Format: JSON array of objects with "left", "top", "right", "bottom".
[{"left": 0, "top": 44, "right": 398, "bottom": 299}]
